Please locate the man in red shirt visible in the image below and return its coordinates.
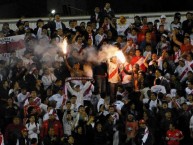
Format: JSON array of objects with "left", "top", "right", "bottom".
[
  {"left": 172, "top": 31, "right": 193, "bottom": 54},
  {"left": 166, "top": 122, "right": 184, "bottom": 145},
  {"left": 130, "top": 49, "right": 147, "bottom": 72},
  {"left": 40, "top": 109, "right": 63, "bottom": 140}
]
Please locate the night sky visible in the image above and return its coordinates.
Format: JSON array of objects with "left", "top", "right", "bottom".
[{"left": 0, "top": 0, "right": 193, "bottom": 18}]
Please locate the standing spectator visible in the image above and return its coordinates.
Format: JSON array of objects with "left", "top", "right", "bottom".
[
  {"left": 125, "top": 114, "right": 138, "bottom": 145},
  {"left": 116, "top": 16, "right": 130, "bottom": 36},
  {"left": 33, "top": 19, "right": 45, "bottom": 39},
  {"left": 156, "top": 33, "right": 171, "bottom": 56},
  {"left": 25, "top": 115, "right": 40, "bottom": 141},
  {"left": 24, "top": 90, "right": 41, "bottom": 107},
  {"left": 62, "top": 111, "right": 74, "bottom": 136},
  {"left": 42, "top": 127, "right": 61, "bottom": 145},
  {"left": 48, "top": 13, "right": 66, "bottom": 38},
  {"left": 90, "top": 7, "right": 103, "bottom": 27},
  {"left": 40, "top": 109, "right": 63, "bottom": 140},
  {"left": 107, "top": 56, "right": 121, "bottom": 103},
  {"left": 4, "top": 98, "right": 19, "bottom": 127},
  {"left": 16, "top": 127, "right": 30, "bottom": 145},
  {"left": 135, "top": 119, "right": 153, "bottom": 145},
  {"left": 0, "top": 80, "right": 10, "bottom": 106},
  {"left": 182, "top": 12, "right": 193, "bottom": 35},
  {"left": 4, "top": 116, "right": 25, "bottom": 145},
  {"left": 174, "top": 59, "right": 190, "bottom": 83},
  {"left": 95, "top": 27, "right": 107, "bottom": 47},
  {"left": 132, "top": 16, "right": 142, "bottom": 31},
  {"left": 41, "top": 68, "right": 57, "bottom": 90},
  {"left": 130, "top": 49, "right": 147, "bottom": 72},
  {"left": 172, "top": 33, "right": 193, "bottom": 55},
  {"left": 157, "top": 15, "right": 171, "bottom": 32},
  {"left": 93, "top": 122, "right": 107, "bottom": 145},
  {"left": 171, "top": 15, "right": 181, "bottom": 32},
  {"left": 102, "top": 3, "right": 115, "bottom": 20},
  {"left": 165, "top": 122, "right": 184, "bottom": 145},
  {"left": 139, "top": 31, "right": 157, "bottom": 53}
]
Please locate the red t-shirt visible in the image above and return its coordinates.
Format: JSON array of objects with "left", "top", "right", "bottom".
[
  {"left": 166, "top": 129, "right": 183, "bottom": 145},
  {"left": 180, "top": 44, "right": 193, "bottom": 53}
]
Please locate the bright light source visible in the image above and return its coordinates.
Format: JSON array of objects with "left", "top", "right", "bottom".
[{"left": 51, "top": 9, "right": 56, "bottom": 14}]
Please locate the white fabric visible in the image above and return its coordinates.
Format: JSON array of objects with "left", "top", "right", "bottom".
[
  {"left": 66, "top": 81, "right": 92, "bottom": 105},
  {"left": 41, "top": 73, "right": 57, "bottom": 90},
  {"left": 174, "top": 64, "right": 190, "bottom": 82},
  {"left": 190, "top": 115, "right": 193, "bottom": 130},
  {"left": 25, "top": 122, "right": 40, "bottom": 139},
  {"left": 149, "top": 99, "right": 162, "bottom": 110},
  {"left": 49, "top": 94, "right": 64, "bottom": 109},
  {"left": 151, "top": 85, "right": 166, "bottom": 94},
  {"left": 107, "top": 59, "right": 119, "bottom": 83},
  {"left": 114, "top": 100, "right": 124, "bottom": 111},
  {"left": 142, "top": 127, "right": 149, "bottom": 144}
]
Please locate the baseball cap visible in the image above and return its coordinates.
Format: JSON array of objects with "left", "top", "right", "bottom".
[
  {"left": 160, "top": 15, "right": 166, "bottom": 19},
  {"left": 139, "top": 119, "right": 146, "bottom": 124},
  {"left": 162, "top": 33, "right": 167, "bottom": 38}
]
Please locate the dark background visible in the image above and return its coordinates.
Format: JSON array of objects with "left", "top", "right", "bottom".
[{"left": 0, "top": 0, "right": 192, "bottom": 18}]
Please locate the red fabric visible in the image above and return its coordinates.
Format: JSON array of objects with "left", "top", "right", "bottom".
[
  {"left": 166, "top": 129, "right": 183, "bottom": 145},
  {"left": 0, "top": 134, "right": 3, "bottom": 145},
  {"left": 130, "top": 56, "right": 147, "bottom": 72},
  {"left": 40, "top": 120, "right": 64, "bottom": 139},
  {"left": 23, "top": 103, "right": 41, "bottom": 117},
  {"left": 4, "top": 124, "right": 25, "bottom": 142},
  {"left": 180, "top": 44, "right": 193, "bottom": 53},
  {"left": 137, "top": 33, "right": 145, "bottom": 44}
]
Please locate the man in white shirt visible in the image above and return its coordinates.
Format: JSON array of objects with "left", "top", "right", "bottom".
[
  {"left": 157, "top": 15, "right": 171, "bottom": 32},
  {"left": 145, "top": 92, "right": 162, "bottom": 111},
  {"left": 151, "top": 78, "right": 166, "bottom": 95},
  {"left": 66, "top": 81, "right": 92, "bottom": 106},
  {"left": 174, "top": 59, "right": 190, "bottom": 83},
  {"left": 48, "top": 87, "right": 64, "bottom": 110},
  {"left": 17, "top": 87, "right": 30, "bottom": 108}
]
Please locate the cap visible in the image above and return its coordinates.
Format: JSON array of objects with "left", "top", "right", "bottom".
[
  {"left": 139, "top": 119, "right": 146, "bottom": 124},
  {"left": 162, "top": 33, "right": 167, "bottom": 38},
  {"left": 160, "top": 15, "right": 166, "bottom": 19},
  {"left": 21, "top": 127, "right": 28, "bottom": 132}
]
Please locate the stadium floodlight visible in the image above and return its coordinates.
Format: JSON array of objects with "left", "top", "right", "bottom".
[{"left": 51, "top": 9, "right": 56, "bottom": 15}]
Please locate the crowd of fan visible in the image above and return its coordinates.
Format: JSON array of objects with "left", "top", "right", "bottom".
[{"left": 1, "top": 2, "right": 193, "bottom": 145}]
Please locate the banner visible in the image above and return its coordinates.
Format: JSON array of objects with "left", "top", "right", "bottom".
[{"left": 0, "top": 35, "right": 25, "bottom": 60}]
